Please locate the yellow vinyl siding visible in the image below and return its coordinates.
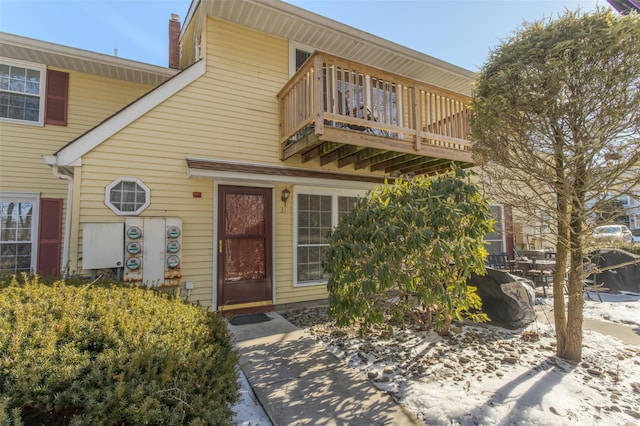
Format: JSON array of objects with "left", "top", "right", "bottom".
[
  {"left": 1, "top": 68, "right": 155, "bottom": 275},
  {"left": 1, "top": 69, "right": 154, "bottom": 197},
  {"left": 77, "top": 149, "right": 215, "bottom": 306},
  {"left": 71, "top": 18, "right": 384, "bottom": 307}
]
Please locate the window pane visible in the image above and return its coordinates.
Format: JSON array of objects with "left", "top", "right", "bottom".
[
  {"left": 485, "top": 205, "right": 504, "bottom": 254},
  {"left": 25, "top": 69, "right": 40, "bottom": 94},
  {"left": 225, "top": 238, "right": 266, "bottom": 281},
  {"left": 225, "top": 194, "right": 265, "bottom": 235},
  {"left": 338, "top": 196, "right": 358, "bottom": 222},
  {"left": 0, "top": 201, "right": 34, "bottom": 275},
  {"left": 295, "top": 49, "right": 312, "bottom": 71}
]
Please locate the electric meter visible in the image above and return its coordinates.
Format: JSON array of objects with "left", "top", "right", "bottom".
[
  {"left": 126, "top": 226, "right": 142, "bottom": 239},
  {"left": 127, "top": 242, "right": 142, "bottom": 255},
  {"left": 126, "top": 257, "right": 141, "bottom": 270},
  {"left": 167, "top": 226, "right": 181, "bottom": 238},
  {"left": 166, "top": 255, "right": 180, "bottom": 268},
  {"left": 167, "top": 241, "right": 180, "bottom": 253}
]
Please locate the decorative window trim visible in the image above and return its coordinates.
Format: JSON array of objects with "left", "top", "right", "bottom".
[
  {"left": 0, "top": 58, "right": 46, "bottom": 126},
  {"left": 293, "top": 186, "right": 365, "bottom": 287},
  {"left": 288, "top": 41, "right": 314, "bottom": 77},
  {"left": 104, "top": 177, "right": 151, "bottom": 216}
]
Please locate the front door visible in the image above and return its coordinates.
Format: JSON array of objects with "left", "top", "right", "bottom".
[{"left": 217, "top": 185, "right": 272, "bottom": 307}]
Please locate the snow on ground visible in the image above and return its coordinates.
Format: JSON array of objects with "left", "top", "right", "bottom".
[
  {"left": 232, "top": 369, "right": 271, "bottom": 426},
  {"left": 582, "top": 291, "right": 640, "bottom": 327},
  {"left": 234, "top": 292, "right": 640, "bottom": 425}
]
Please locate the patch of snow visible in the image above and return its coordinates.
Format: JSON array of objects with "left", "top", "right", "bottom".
[{"left": 232, "top": 369, "right": 272, "bottom": 425}]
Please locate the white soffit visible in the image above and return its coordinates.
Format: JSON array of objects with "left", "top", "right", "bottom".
[
  {"left": 188, "top": 0, "right": 475, "bottom": 96},
  {"left": 0, "top": 32, "right": 177, "bottom": 86}
]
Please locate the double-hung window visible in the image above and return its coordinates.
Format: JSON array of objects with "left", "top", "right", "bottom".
[
  {"left": 0, "top": 59, "right": 46, "bottom": 125},
  {"left": 0, "top": 193, "right": 39, "bottom": 275},
  {"left": 294, "top": 189, "right": 361, "bottom": 286}
]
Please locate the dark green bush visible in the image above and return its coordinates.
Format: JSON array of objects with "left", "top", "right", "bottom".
[
  {"left": 0, "top": 277, "right": 239, "bottom": 425},
  {"left": 326, "top": 169, "right": 492, "bottom": 335}
]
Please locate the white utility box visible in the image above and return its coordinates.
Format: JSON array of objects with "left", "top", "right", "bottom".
[{"left": 82, "top": 223, "right": 124, "bottom": 269}]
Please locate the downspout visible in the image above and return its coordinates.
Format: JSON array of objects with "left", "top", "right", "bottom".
[{"left": 50, "top": 163, "right": 73, "bottom": 279}]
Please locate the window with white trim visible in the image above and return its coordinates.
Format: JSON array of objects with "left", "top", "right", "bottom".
[
  {"left": 0, "top": 59, "right": 46, "bottom": 125},
  {"left": 295, "top": 189, "right": 361, "bottom": 286},
  {"left": 485, "top": 205, "right": 505, "bottom": 254},
  {"left": 289, "top": 41, "right": 313, "bottom": 76},
  {"left": 105, "top": 177, "right": 150, "bottom": 216},
  {"left": 0, "top": 193, "right": 39, "bottom": 275}
]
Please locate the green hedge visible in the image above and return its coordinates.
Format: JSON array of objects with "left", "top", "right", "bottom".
[{"left": 0, "top": 277, "right": 239, "bottom": 425}]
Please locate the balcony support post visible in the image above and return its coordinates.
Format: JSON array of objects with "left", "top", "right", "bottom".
[
  {"left": 313, "top": 55, "right": 324, "bottom": 136},
  {"left": 413, "top": 85, "right": 422, "bottom": 151}
]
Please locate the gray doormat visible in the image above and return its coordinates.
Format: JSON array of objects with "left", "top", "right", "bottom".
[{"left": 229, "top": 313, "right": 272, "bottom": 326}]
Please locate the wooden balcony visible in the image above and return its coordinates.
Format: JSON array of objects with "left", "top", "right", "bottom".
[{"left": 277, "top": 52, "right": 474, "bottom": 177}]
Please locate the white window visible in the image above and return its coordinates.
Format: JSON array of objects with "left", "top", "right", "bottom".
[
  {"left": 105, "top": 177, "right": 150, "bottom": 216},
  {"left": 0, "top": 193, "right": 39, "bottom": 275},
  {"left": 485, "top": 205, "right": 505, "bottom": 254},
  {"left": 0, "top": 59, "right": 46, "bottom": 125},
  {"left": 289, "top": 41, "right": 313, "bottom": 76},
  {"left": 294, "top": 188, "right": 362, "bottom": 286}
]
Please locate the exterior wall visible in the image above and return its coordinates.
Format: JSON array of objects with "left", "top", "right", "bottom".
[
  {"left": 1, "top": 67, "right": 157, "bottom": 275},
  {"left": 179, "top": 3, "right": 201, "bottom": 69},
  {"left": 1, "top": 68, "right": 154, "bottom": 197},
  {"left": 70, "top": 18, "right": 384, "bottom": 307}
]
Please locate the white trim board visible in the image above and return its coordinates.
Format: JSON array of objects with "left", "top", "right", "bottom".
[{"left": 54, "top": 60, "right": 206, "bottom": 167}]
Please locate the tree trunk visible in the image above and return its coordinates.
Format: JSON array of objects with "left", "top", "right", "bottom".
[
  {"left": 552, "top": 130, "right": 570, "bottom": 359},
  {"left": 557, "top": 158, "right": 588, "bottom": 362}
]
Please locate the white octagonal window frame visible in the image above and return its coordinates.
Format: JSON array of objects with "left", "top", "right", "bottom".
[{"left": 104, "top": 177, "right": 151, "bottom": 216}]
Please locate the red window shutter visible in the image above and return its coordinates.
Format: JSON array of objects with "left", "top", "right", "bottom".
[
  {"left": 38, "top": 198, "right": 63, "bottom": 277},
  {"left": 45, "top": 70, "right": 69, "bottom": 126}
]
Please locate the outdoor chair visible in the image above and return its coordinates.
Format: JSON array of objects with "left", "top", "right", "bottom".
[
  {"left": 526, "top": 258, "right": 552, "bottom": 297},
  {"left": 486, "top": 253, "right": 509, "bottom": 271}
]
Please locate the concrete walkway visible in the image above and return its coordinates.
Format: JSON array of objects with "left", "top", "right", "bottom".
[{"left": 228, "top": 312, "right": 424, "bottom": 426}]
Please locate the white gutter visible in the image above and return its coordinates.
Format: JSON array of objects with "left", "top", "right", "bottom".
[{"left": 44, "top": 155, "right": 72, "bottom": 279}]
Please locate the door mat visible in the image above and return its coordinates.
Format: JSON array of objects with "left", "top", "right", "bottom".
[{"left": 229, "top": 313, "right": 272, "bottom": 326}]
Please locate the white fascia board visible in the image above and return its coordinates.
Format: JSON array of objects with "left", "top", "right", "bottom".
[{"left": 56, "top": 60, "right": 206, "bottom": 166}]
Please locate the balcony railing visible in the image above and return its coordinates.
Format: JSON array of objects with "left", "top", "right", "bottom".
[{"left": 277, "top": 52, "right": 474, "bottom": 173}]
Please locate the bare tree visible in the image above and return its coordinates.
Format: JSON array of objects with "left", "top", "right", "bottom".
[{"left": 470, "top": 8, "right": 640, "bottom": 361}]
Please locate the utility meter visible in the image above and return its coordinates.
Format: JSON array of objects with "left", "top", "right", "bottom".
[
  {"left": 127, "top": 242, "right": 142, "bottom": 255},
  {"left": 167, "top": 241, "right": 181, "bottom": 253},
  {"left": 166, "top": 255, "right": 180, "bottom": 269},
  {"left": 126, "top": 257, "right": 141, "bottom": 270}
]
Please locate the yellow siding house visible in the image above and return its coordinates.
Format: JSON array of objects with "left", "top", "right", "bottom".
[
  {"left": 39, "top": 0, "right": 481, "bottom": 313},
  {"left": 0, "top": 33, "right": 176, "bottom": 278}
]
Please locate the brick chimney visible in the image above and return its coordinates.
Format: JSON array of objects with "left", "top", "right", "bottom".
[{"left": 169, "top": 14, "right": 180, "bottom": 69}]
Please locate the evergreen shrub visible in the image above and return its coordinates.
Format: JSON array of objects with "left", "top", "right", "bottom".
[
  {"left": 326, "top": 169, "right": 493, "bottom": 335},
  {"left": 0, "top": 277, "right": 239, "bottom": 425}
]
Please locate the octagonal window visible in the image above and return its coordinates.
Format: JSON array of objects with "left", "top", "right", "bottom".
[{"left": 105, "top": 177, "right": 150, "bottom": 216}]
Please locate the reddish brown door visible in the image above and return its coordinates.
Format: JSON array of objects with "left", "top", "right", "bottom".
[{"left": 217, "top": 186, "right": 272, "bottom": 307}]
